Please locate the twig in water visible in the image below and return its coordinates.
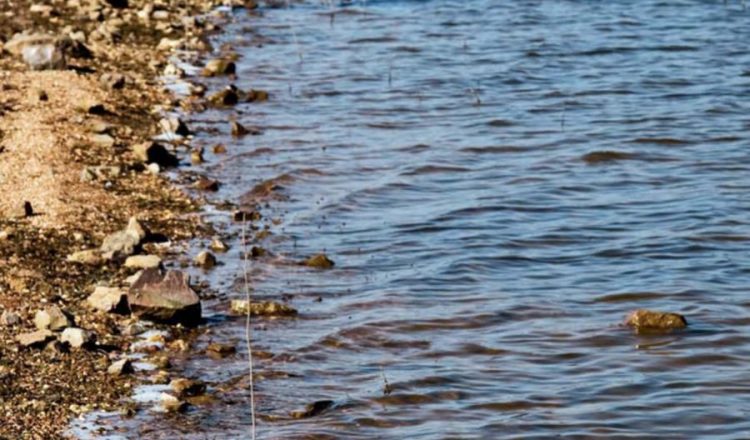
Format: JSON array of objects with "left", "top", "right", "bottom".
[
  {"left": 241, "top": 221, "right": 257, "bottom": 440},
  {"left": 381, "top": 367, "right": 393, "bottom": 396}
]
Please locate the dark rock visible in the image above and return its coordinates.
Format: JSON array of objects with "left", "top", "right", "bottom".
[
  {"left": 209, "top": 238, "right": 228, "bottom": 252},
  {"left": 232, "top": 210, "right": 261, "bottom": 222},
  {"left": 66, "top": 249, "right": 104, "bottom": 265},
  {"left": 194, "top": 176, "right": 219, "bottom": 191},
  {"left": 170, "top": 378, "right": 206, "bottom": 398},
  {"left": 208, "top": 86, "right": 239, "bottom": 106},
  {"left": 206, "top": 342, "right": 236, "bottom": 358},
  {"left": 22, "top": 43, "right": 66, "bottom": 70},
  {"left": 132, "top": 141, "right": 179, "bottom": 167},
  {"left": 290, "top": 400, "right": 334, "bottom": 419},
  {"left": 244, "top": 89, "right": 269, "bottom": 102},
  {"left": 127, "top": 269, "right": 202, "bottom": 326},
  {"left": 230, "top": 120, "right": 261, "bottom": 136}
]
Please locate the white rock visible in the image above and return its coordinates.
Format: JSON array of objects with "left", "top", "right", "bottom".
[
  {"left": 22, "top": 43, "right": 66, "bottom": 71},
  {"left": 60, "top": 327, "right": 92, "bottom": 348},
  {"left": 34, "top": 306, "right": 71, "bottom": 331},
  {"left": 124, "top": 254, "right": 162, "bottom": 269}
]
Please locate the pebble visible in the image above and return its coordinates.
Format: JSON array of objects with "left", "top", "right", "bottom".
[
  {"left": 170, "top": 378, "right": 206, "bottom": 398},
  {"left": 209, "top": 237, "right": 228, "bottom": 253},
  {"left": 0, "top": 310, "right": 21, "bottom": 326},
  {"left": 124, "top": 255, "right": 163, "bottom": 270},
  {"left": 16, "top": 330, "right": 55, "bottom": 347},
  {"left": 201, "top": 58, "right": 235, "bottom": 76},
  {"left": 132, "top": 141, "right": 179, "bottom": 167},
  {"left": 99, "top": 72, "right": 126, "bottom": 90},
  {"left": 66, "top": 249, "right": 104, "bottom": 265},
  {"left": 625, "top": 309, "right": 687, "bottom": 331},
  {"left": 160, "top": 392, "right": 188, "bottom": 413},
  {"left": 230, "top": 300, "right": 297, "bottom": 317},
  {"left": 108, "top": 358, "right": 134, "bottom": 376},
  {"left": 304, "top": 254, "right": 335, "bottom": 269},
  {"left": 194, "top": 176, "right": 219, "bottom": 191}
]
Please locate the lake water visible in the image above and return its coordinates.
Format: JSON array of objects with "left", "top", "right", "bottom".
[{"left": 75, "top": 1, "right": 750, "bottom": 438}]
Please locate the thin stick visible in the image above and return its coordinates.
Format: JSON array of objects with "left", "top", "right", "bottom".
[{"left": 241, "top": 221, "right": 257, "bottom": 440}]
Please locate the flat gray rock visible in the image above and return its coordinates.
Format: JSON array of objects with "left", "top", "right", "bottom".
[{"left": 127, "top": 269, "right": 201, "bottom": 326}]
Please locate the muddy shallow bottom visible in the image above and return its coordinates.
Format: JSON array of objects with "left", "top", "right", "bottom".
[{"left": 76, "top": 1, "right": 750, "bottom": 438}]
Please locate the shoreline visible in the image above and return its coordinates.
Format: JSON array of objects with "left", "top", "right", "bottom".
[{"left": 0, "top": 1, "right": 259, "bottom": 438}]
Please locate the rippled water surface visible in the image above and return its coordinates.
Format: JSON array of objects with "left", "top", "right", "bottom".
[{"left": 85, "top": 1, "right": 750, "bottom": 438}]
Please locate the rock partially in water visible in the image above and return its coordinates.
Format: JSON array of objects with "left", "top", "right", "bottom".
[
  {"left": 190, "top": 147, "right": 204, "bottom": 165},
  {"left": 230, "top": 300, "right": 297, "bottom": 317},
  {"left": 232, "top": 209, "right": 261, "bottom": 222},
  {"left": 127, "top": 269, "right": 202, "bottom": 326},
  {"left": 201, "top": 58, "right": 235, "bottom": 77},
  {"left": 34, "top": 305, "right": 71, "bottom": 331},
  {"left": 290, "top": 400, "right": 334, "bottom": 419},
  {"left": 108, "top": 358, "right": 133, "bottom": 376},
  {"left": 209, "top": 237, "right": 228, "bottom": 253},
  {"left": 90, "top": 134, "right": 116, "bottom": 148},
  {"left": 625, "top": 309, "right": 687, "bottom": 331},
  {"left": 230, "top": 120, "right": 261, "bottom": 136},
  {"left": 60, "top": 327, "right": 93, "bottom": 349},
  {"left": 170, "top": 378, "right": 206, "bottom": 398},
  {"left": 244, "top": 89, "right": 269, "bottom": 102},
  {"left": 16, "top": 330, "right": 54, "bottom": 348},
  {"left": 193, "top": 251, "right": 216, "bottom": 269},
  {"left": 132, "top": 141, "right": 179, "bottom": 167},
  {"left": 208, "top": 86, "right": 239, "bottom": 106},
  {"left": 206, "top": 342, "right": 236, "bottom": 358},
  {"left": 87, "top": 286, "right": 128, "bottom": 313},
  {"left": 194, "top": 176, "right": 219, "bottom": 191},
  {"left": 159, "top": 117, "right": 190, "bottom": 137},
  {"left": 304, "top": 254, "right": 335, "bottom": 269},
  {"left": 160, "top": 392, "right": 188, "bottom": 413},
  {"left": 124, "top": 255, "right": 162, "bottom": 270}
]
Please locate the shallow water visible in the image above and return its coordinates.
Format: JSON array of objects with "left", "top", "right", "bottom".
[{"left": 76, "top": 1, "right": 750, "bottom": 438}]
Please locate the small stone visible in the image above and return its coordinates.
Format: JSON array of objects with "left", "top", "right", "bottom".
[
  {"left": 209, "top": 238, "right": 228, "bottom": 253},
  {"left": 108, "top": 358, "right": 134, "bottom": 376},
  {"left": 37, "top": 90, "right": 48, "bottom": 101},
  {"left": 80, "top": 165, "right": 121, "bottom": 182},
  {"left": 230, "top": 120, "right": 261, "bottom": 136},
  {"left": 304, "top": 254, "right": 335, "bottom": 269},
  {"left": 145, "top": 163, "right": 161, "bottom": 175},
  {"left": 100, "top": 73, "right": 126, "bottom": 90},
  {"left": 232, "top": 210, "right": 261, "bottom": 222},
  {"left": 212, "top": 144, "right": 227, "bottom": 154},
  {"left": 149, "top": 355, "right": 171, "bottom": 369},
  {"left": 127, "top": 269, "right": 202, "bottom": 325},
  {"left": 625, "top": 309, "right": 688, "bottom": 331},
  {"left": 170, "top": 378, "right": 206, "bottom": 398},
  {"left": 191, "top": 148, "right": 204, "bottom": 165},
  {"left": 87, "top": 286, "right": 128, "bottom": 313},
  {"left": 0, "top": 310, "right": 21, "bottom": 326},
  {"left": 66, "top": 249, "right": 104, "bottom": 265},
  {"left": 132, "top": 141, "right": 179, "bottom": 167},
  {"left": 194, "top": 176, "right": 219, "bottom": 191},
  {"left": 87, "top": 120, "right": 115, "bottom": 134},
  {"left": 152, "top": 370, "right": 170, "bottom": 384},
  {"left": 230, "top": 300, "right": 297, "bottom": 317},
  {"left": 163, "top": 63, "right": 185, "bottom": 78},
  {"left": 34, "top": 305, "right": 71, "bottom": 331},
  {"left": 91, "top": 134, "right": 115, "bottom": 148},
  {"left": 60, "top": 327, "right": 93, "bottom": 348},
  {"left": 160, "top": 393, "right": 188, "bottom": 413},
  {"left": 193, "top": 251, "right": 216, "bottom": 269},
  {"left": 159, "top": 117, "right": 190, "bottom": 137},
  {"left": 208, "top": 86, "right": 239, "bottom": 106},
  {"left": 16, "top": 330, "right": 54, "bottom": 347},
  {"left": 245, "top": 89, "right": 269, "bottom": 102},
  {"left": 206, "top": 342, "right": 236, "bottom": 358},
  {"left": 22, "top": 43, "right": 66, "bottom": 70},
  {"left": 124, "top": 255, "right": 162, "bottom": 270},
  {"left": 100, "top": 217, "right": 147, "bottom": 258},
  {"left": 201, "top": 59, "right": 235, "bottom": 77}
]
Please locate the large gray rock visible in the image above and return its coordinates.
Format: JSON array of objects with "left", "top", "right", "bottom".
[{"left": 127, "top": 269, "right": 201, "bottom": 325}]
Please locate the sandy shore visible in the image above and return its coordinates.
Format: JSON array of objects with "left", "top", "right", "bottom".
[{"left": 0, "top": 0, "right": 255, "bottom": 437}]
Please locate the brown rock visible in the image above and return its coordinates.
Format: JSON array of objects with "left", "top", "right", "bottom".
[
  {"left": 201, "top": 59, "right": 235, "bottom": 77},
  {"left": 290, "top": 400, "right": 334, "bottom": 419},
  {"left": 66, "top": 249, "right": 104, "bottom": 265},
  {"left": 108, "top": 358, "right": 133, "bottom": 376},
  {"left": 194, "top": 176, "right": 219, "bottom": 191},
  {"left": 232, "top": 210, "right": 261, "bottom": 222},
  {"left": 625, "top": 309, "right": 687, "bottom": 331},
  {"left": 230, "top": 120, "right": 261, "bottom": 136},
  {"left": 209, "top": 237, "right": 228, "bottom": 252},
  {"left": 160, "top": 393, "right": 188, "bottom": 413},
  {"left": 170, "top": 378, "right": 206, "bottom": 398},
  {"left": 208, "top": 86, "right": 239, "bottom": 106},
  {"left": 304, "top": 254, "right": 335, "bottom": 269},
  {"left": 206, "top": 342, "right": 236, "bottom": 358},
  {"left": 127, "top": 269, "right": 202, "bottom": 326}
]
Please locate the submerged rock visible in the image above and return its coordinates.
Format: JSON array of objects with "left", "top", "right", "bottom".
[
  {"left": 194, "top": 176, "right": 219, "bottom": 191},
  {"left": 34, "top": 306, "right": 71, "bottom": 331},
  {"left": 304, "top": 254, "right": 335, "bottom": 269},
  {"left": 625, "top": 309, "right": 687, "bottom": 331},
  {"left": 208, "top": 86, "right": 239, "bottom": 106},
  {"left": 159, "top": 117, "right": 190, "bottom": 137},
  {"left": 127, "top": 269, "right": 201, "bottom": 325},
  {"left": 230, "top": 300, "right": 297, "bottom": 317},
  {"left": 170, "top": 378, "right": 206, "bottom": 398},
  {"left": 230, "top": 120, "right": 261, "bottom": 136},
  {"left": 206, "top": 342, "right": 236, "bottom": 358},
  {"left": 290, "top": 400, "right": 334, "bottom": 419},
  {"left": 87, "top": 286, "right": 128, "bottom": 313}
]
